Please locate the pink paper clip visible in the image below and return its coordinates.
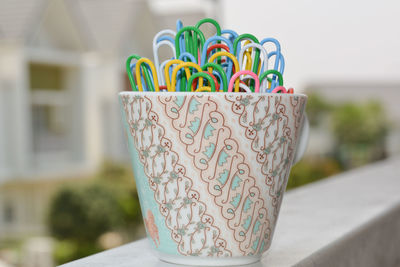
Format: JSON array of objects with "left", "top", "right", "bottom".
[
  {"left": 228, "top": 70, "right": 260, "bottom": 93},
  {"left": 271, "top": 86, "right": 287, "bottom": 93}
]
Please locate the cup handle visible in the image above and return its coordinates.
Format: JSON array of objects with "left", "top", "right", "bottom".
[{"left": 293, "top": 114, "right": 309, "bottom": 164}]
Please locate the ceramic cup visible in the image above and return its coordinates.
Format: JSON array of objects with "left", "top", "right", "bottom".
[{"left": 119, "top": 92, "right": 308, "bottom": 266}]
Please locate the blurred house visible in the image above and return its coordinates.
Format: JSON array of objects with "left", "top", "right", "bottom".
[{"left": 0, "top": 0, "right": 215, "bottom": 240}]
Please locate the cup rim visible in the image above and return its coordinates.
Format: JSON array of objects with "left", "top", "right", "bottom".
[{"left": 119, "top": 91, "right": 307, "bottom": 98}]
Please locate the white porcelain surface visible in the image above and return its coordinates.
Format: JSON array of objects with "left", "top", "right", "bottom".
[{"left": 120, "top": 92, "right": 308, "bottom": 263}]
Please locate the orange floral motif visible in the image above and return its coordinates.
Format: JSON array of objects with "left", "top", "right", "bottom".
[{"left": 144, "top": 210, "right": 160, "bottom": 247}]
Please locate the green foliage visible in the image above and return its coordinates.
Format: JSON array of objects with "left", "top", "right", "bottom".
[
  {"left": 331, "top": 101, "right": 389, "bottom": 145},
  {"left": 330, "top": 101, "right": 389, "bottom": 168},
  {"left": 53, "top": 240, "right": 101, "bottom": 265},
  {"left": 48, "top": 184, "right": 123, "bottom": 242},
  {"left": 304, "top": 91, "right": 389, "bottom": 169},
  {"left": 48, "top": 162, "right": 142, "bottom": 265},
  {"left": 305, "top": 91, "right": 333, "bottom": 126},
  {"left": 96, "top": 161, "right": 135, "bottom": 185},
  {"left": 95, "top": 162, "right": 142, "bottom": 227},
  {"left": 287, "top": 157, "right": 343, "bottom": 190}
]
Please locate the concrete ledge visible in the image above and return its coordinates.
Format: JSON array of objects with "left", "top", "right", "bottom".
[
  {"left": 61, "top": 158, "right": 400, "bottom": 267},
  {"left": 295, "top": 204, "right": 400, "bottom": 267}
]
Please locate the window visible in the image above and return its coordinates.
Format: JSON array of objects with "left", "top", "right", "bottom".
[
  {"left": 3, "top": 200, "right": 14, "bottom": 224},
  {"left": 29, "top": 64, "right": 63, "bottom": 91},
  {"left": 29, "top": 63, "right": 70, "bottom": 156}
]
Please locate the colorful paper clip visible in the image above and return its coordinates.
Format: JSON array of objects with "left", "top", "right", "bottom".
[{"left": 126, "top": 18, "right": 293, "bottom": 94}]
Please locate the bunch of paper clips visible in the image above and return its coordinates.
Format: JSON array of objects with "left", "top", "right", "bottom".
[{"left": 126, "top": 18, "right": 293, "bottom": 93}]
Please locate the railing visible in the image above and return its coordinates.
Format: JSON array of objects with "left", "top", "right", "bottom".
[{"left": 60, "top": 157, "right": 400, "bottom": 267}]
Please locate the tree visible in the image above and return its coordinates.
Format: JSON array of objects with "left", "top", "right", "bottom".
[
  {"left": 49, "top": 184, "right": 122, "bottom": 242},
  {"left": 48, "top": 162, "right": 143, "bottom": 264},
  {"left": 305, "top": 91, "right": 333, "bottom": 126},
  {"left": 331, "top": 101, "right": 389, "bottom": 167}
]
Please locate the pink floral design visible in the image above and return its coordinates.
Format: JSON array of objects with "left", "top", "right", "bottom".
[{"left": 144, "top": 210, "right": 160, "bottom": 247}]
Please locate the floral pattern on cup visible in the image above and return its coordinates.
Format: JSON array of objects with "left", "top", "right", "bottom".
[
  {"left": 159, "top": 95, "right": 271, "bottom": 255},
  {"left": 121, "top": 95, "right": 232, "bottom": 257},
  {"left": 120, "top": 93, "right": 307, "bottom": 258},
  {"left": 225, "top": 94, "right": 306, "bottom": 219}
]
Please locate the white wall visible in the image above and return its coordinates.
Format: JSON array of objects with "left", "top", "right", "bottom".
[
  {"left": 0, "top": 44, "right": 31, "bottom": 182},
  {"left": 221, "top": 0, "right": 400, "bottom": 90}
]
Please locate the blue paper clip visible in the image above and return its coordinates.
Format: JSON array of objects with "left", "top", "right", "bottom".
[
  {"left": 200, "top": 36, "right": 233, "bottom": 66},
  {"left": 221, "top": 29, "right": 238, "bottom": 45},
  {"left": 176, "top": 20, "right": 185, "bottom": 57},
  {"left": 266, "top": 51, "right": 285, "bottom": 91},
  {"left": 260, "top": 38, "right": 284, "bottom": 89}
]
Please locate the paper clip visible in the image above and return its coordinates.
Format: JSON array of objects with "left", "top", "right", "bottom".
[
  {"left": 260, "top": 38, "right": 281, "bottom": 68},
  {"left": 238, "top": 43, "right": 269, "bottom": 77},
  {"left": 174, "top": 25, "right": 205, "bottom": 93},
  {"left": 135, "top": 58, "right": 160, "bottom": 92},
  {"left": 176, "top": 20, "right": 185, "bottom": 57},
  {"left": 260, "top": 38, "right": 284, "bottom": 89},
  {"left": 241, "top": 40, "right": 252, "bottom": 71},
  {"left": 208, "top": 51, "right": 239, "bottom": 90},
  {"left": 221, "top": 29, "right": 239, "bottom": 45},
  {"left": 179, "top": 52, "right": 196, "bottom": 63},
  {"left": 127, "top": 18, "right": 290, "bottom": 94},
  {"left": 271, "top": 86, "right": 287, "bottom": 93},
  {"left": 259, "top": 70, "right": 283, "bottom": 93},
  {"left": 188, "top": 72, "right": 216, "bottom": 92},
  {"left": 153, "top": 29, "right": 176, "bottom": 83},
  {"left": 200, "top": 36, "right": 233, "bottom": 67},
  {"left": 164, "top": 59, "right": 190, "bottom": 92},
  {"left": 196, "top": 18, "right": 222, "bottom": 63},
  {"left": 206, "top": 44, "right": 230, "bottom": 58},
  {"left": 177, "top": 52, "right": 197, "bottom": 91},
  {"left": 233, "top": 34, "right": 259, "bottom": 61},
  {"left": 175, "top": 26, "right": 205, "bottom": 61},
  {"left": 127, "top": 54, "right": 153, "bottom": 91},
  {"left": 239, "top": 82, "right": 252, "bottom": 93},
  {"left": 228, "top": 70, "right": 260, "bottom": 93},
  {"left": 156, "top": 35, "right": 175, "bottom": 44},
  {"left": 205, "top": 71, "right": 221, "bottom": 91},
  {"left": 130, "top": 63, "right": 155, "bottom": 91},
  {"left": 153, "top": 40, "right": 176, "bottom": 84},
  {"left": 159, "top": 59, "right": 173, "bottom": 86},
  {"left": 233, "top": 34, "right": 260, "bottom": 90},
  {"left": 202, "top": 63, "right": 227, "bottom": 92},
  {"left": 195, "top": 18, "right": 221, "bottom": 36},
  {"left": 266, "top": 51, "right": 285, "bottom": 89},
  {"left": 170, "top": 62, "right": 203, "bottom": 92}
]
